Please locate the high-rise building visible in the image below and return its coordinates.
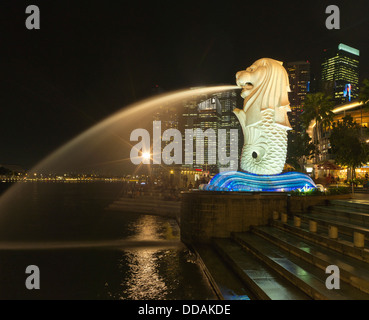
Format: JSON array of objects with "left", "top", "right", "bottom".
[
  {"left": 180, "top": 89, "right": 241, "bottom": 174},
  {"left": 321, "top": 43, "right": 360, "bottom": 104},
  {"left": 213, "top": 90, "right": 242, "bottom": 172},
  {"left": 152, "top": 103, "right": 180, "bottom": 166},
  {"left": 286, "top": 61, "right": 311, "bottom": 134},
  {"left": 196, "top": 97, "right": 222, "bottom": 173}
]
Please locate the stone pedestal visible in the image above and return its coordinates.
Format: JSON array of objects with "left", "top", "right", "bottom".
[
  {"left": 329, "top": 225, "right": 338, "bottom": 239},
  {"left": 281, "top": 213, "right": 288, "bottom": 223},
  {"left": 180, "top": 191, "right": 288, "bottom": 244},
  {"left": 354, "top": 232, "right": 365, "bottom": 248},
  {"left": 294, "top": 216, "right": 301, "bottom": 227},
  {"left": 309, "top": 220, "right": 317, "bottom": 233}
]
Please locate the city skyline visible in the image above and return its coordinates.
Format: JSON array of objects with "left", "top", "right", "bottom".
[
  {"left": 321, "top": 43, "right": 360, "bottom": 103},
  {"left": 1, "top": 0, "right": 369, "bottom": 169}
]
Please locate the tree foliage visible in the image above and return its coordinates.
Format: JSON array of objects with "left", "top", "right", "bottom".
[
  {"left": 330, "top": 115, "right": 369, "bottom": 178},
  {"left": 286, "top": 132, "right": 316, "bottom": 171},
  {"left": 359, "top": 78, "right": 369, "bottom": 108},
  {"left": 300, "top": 92, "right": 335, "bottom": 129},
  {"left": 300, "top": 92, "right": 335, "bottom": 161}
]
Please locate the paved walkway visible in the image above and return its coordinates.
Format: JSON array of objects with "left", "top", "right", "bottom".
[{"left": 351, "top": 193, "right": 369, "bottom": 203}]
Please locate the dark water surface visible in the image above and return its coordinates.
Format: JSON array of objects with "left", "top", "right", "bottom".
[{"left": 0, "top": 182, "right": 216, "bottom": 299}]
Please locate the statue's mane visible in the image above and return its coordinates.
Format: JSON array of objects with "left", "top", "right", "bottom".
[{"left": 244, "top": 58, "right": 291, "bottom": 113}]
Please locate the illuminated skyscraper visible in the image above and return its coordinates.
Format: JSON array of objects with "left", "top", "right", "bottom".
[
  {"left": 180, "top": 89, "right": 241, "bottom": 174},
  {"left": 286, "top": 61, "right": 311, "bottom": 134},
  {"left": 213, "top": 90, "right": 242, "bottom": 172},
  {"left": 321, "top": 43, "right": 360, "bottom": 104}
]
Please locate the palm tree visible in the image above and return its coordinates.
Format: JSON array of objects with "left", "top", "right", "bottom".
[
  {"left": 300, "top": 93, "right": 335, "bottom": 160},
  {"left": 359, "top": 79, "right": 369, "bottom": 108},
  {"left": 359, "top": 79, "right": 369, "bottom": 133}
]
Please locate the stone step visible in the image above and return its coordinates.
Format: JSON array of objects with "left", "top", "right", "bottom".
[
  {"left": 330, "top": 200, "right": 369, "bottom": 213},
  {"left": 109, "top": 202, "right": 180, "bottom": 210},
  {"left": 312, "top": 205, "right": 369, "bottom": 227},
  {"left": 194, "top": 244, "right": 253, "bottom": 300},
  {"left": 296, "top": 212, "right": 369, "bottom": 240},
  {"left": 106, "top": 198, "right": 180, "bottom": 219},
  {"left": 353, "top": 188, "right": 369, "bottom": 194},
  {"left": 212, "top": 238, "right": 310, "bottom": 300},
  {"left": 252, "top": 225, "right": 369, "bottom": 295},
  {"left": 232, "top": 232, "right": 369, "bottom": 300},
  {"left": 271, "top": 219, "right": 369, "bottom": 263}
]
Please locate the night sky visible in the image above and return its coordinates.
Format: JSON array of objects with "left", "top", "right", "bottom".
[{"left": 1, "top": 0, "right": 368, "bottom": 169}]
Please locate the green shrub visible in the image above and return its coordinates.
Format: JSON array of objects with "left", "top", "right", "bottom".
[
  {"left": 326, "top": 186, "right": 351, "bottom": 195},
  {"left": 289, "top": 186, "right": 350, "bottom": 196}
]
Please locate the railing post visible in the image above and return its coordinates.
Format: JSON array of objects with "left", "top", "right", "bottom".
[
  {"left": 354, "top": 232, "right": 365, "bottom": 248},
  {"left": 329, "top": 225, "right": 338, "bottom": 239},
  {"left": 294, "top": 216, "right": 301, "bottom": 227},
  {"left": 309, "top": 220, "right": 317, "bottom": 233},
  {"left": 281, "top": 213, "right": 288, "bottom": 223}
]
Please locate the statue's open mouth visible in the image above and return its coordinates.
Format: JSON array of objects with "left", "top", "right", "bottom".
[
  {"left": 241, "top": 82, "right": 254, "bottom": 97},
  {"left": 244, "top": 82, "right": 253, "bottom": 90}
]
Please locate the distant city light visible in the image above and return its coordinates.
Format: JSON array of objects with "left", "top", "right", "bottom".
[
  {"left": 338, "top": 43, "right": 360, "bottom": 56},
  {"left": 142, "top": 152, "right": 151, "bottom": 160}
]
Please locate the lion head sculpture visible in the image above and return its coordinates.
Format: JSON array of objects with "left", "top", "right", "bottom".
[
  {"left": 235, "top": 58, "right": 292, "bottom": 128},
  {"left": 233, "top": 58, "right": 292, "bottom": 175}
]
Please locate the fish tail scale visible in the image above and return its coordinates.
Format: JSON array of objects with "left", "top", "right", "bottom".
[{"left": 240, "top": 109, "right": 288, "bottom": 175}]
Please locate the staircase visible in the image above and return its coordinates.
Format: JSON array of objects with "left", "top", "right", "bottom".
[
  {"left": 106, "top": 189, "right": 181, "bottom": 221},
  {"left": 201, "top": 198, "right": 369, "bottom": 300}
]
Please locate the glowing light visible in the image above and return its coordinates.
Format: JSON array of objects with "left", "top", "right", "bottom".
[
  {"left": 307, "top": 101, "right": 363, "bottom": 138},
  {"left": 338, "top": 43, "right": 360, "bottom": 56},
  {"left": 142, "top": 152, "right": 151, "bottom": 160},
  {"left": 343, "top": 83, "right": 352, "bottom": 101},
  {"left": 199, "top": 171, "right": 317, "bottom": 192}
]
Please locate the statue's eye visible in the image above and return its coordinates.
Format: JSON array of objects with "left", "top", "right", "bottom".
[{"left": 252, "top": 152, "right": 258, "bottom": 159}]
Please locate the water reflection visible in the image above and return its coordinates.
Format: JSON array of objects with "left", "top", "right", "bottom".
[
  {"left": 125, "top": 215, "right": 169, "bottom": 299},
  {"left": 112, "top": 215, "right": 175, "bottom": 299},
  {"left": 104, "top": 215, "right": 215, "bottom": 300},
  {"left": 122, "top": 249, "right": 168, "bottom": 299},
  {"left": 0, "top": 183, "right": 216, "bottom": 299}
]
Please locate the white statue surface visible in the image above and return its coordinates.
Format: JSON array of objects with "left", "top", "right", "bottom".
[{"left": 234, "top": 58, "right": 292, "bottom": 175}]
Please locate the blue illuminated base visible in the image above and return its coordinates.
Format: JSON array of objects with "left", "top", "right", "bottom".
[{"left": 199, "top": 171, "right": 317, "bottom": 192}]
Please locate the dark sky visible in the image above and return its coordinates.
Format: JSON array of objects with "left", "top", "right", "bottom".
[{"left": 1, "top": 0, "right": 368, "bottom": 169}]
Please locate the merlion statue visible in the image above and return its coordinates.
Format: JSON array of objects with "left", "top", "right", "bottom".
[
  {"left": 233, "top": 58, "right": 292, "bottom": 175},
  {"left": 199, "top": 58, "right": 317, "bottom": 192}
]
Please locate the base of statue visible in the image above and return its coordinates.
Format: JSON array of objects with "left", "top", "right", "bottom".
[{"left": 199, "top": 171, "right": 316, "bottom": 192}]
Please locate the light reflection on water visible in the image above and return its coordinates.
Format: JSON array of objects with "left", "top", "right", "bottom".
[
  {"left": 121, "top": 249, "right": 168, "bottom": 300},
  {"left": 0, "top": 183, "right": 216, "bottom": 300},
  {"left": 104, "top": 215, "right": 212, "bottom": 300},
  {"left": 121, "top": 215, "right": 171, "bottom": 300}
]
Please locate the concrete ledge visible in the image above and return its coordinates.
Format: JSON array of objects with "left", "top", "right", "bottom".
[
  {"left": 180, "top": 191, "right": 353, "bottom": 245},
  {"left": 180, "top": 191, "right": 288, "bottom": 244},
  {"left": 289, "top": 193, "right": 352, "bottom": 213},
  {"left": 272, "top": 220, "right": 369, "bottom": 264}
]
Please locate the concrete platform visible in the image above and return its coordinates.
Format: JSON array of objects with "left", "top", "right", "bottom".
[
  {"left": 233, "top": 232, "right": 369, "bottom": 300},
  {"left": 272, "top": 219, "right": 369, "bottom": 263},
  {"left": 188, "top": 193, "right": 369, "bottom": 299},
  {"left": 212, "top": 238, "right": 310, "bottom": 300},
  {"left": 106, "top": 196, "right": 180, "bottom": 221},
  {"left": 252, "top": 225, "right": 369, "bottom": 294},
  {"left": 194, "top": 244, "right": 253, "bottom": 300}
]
